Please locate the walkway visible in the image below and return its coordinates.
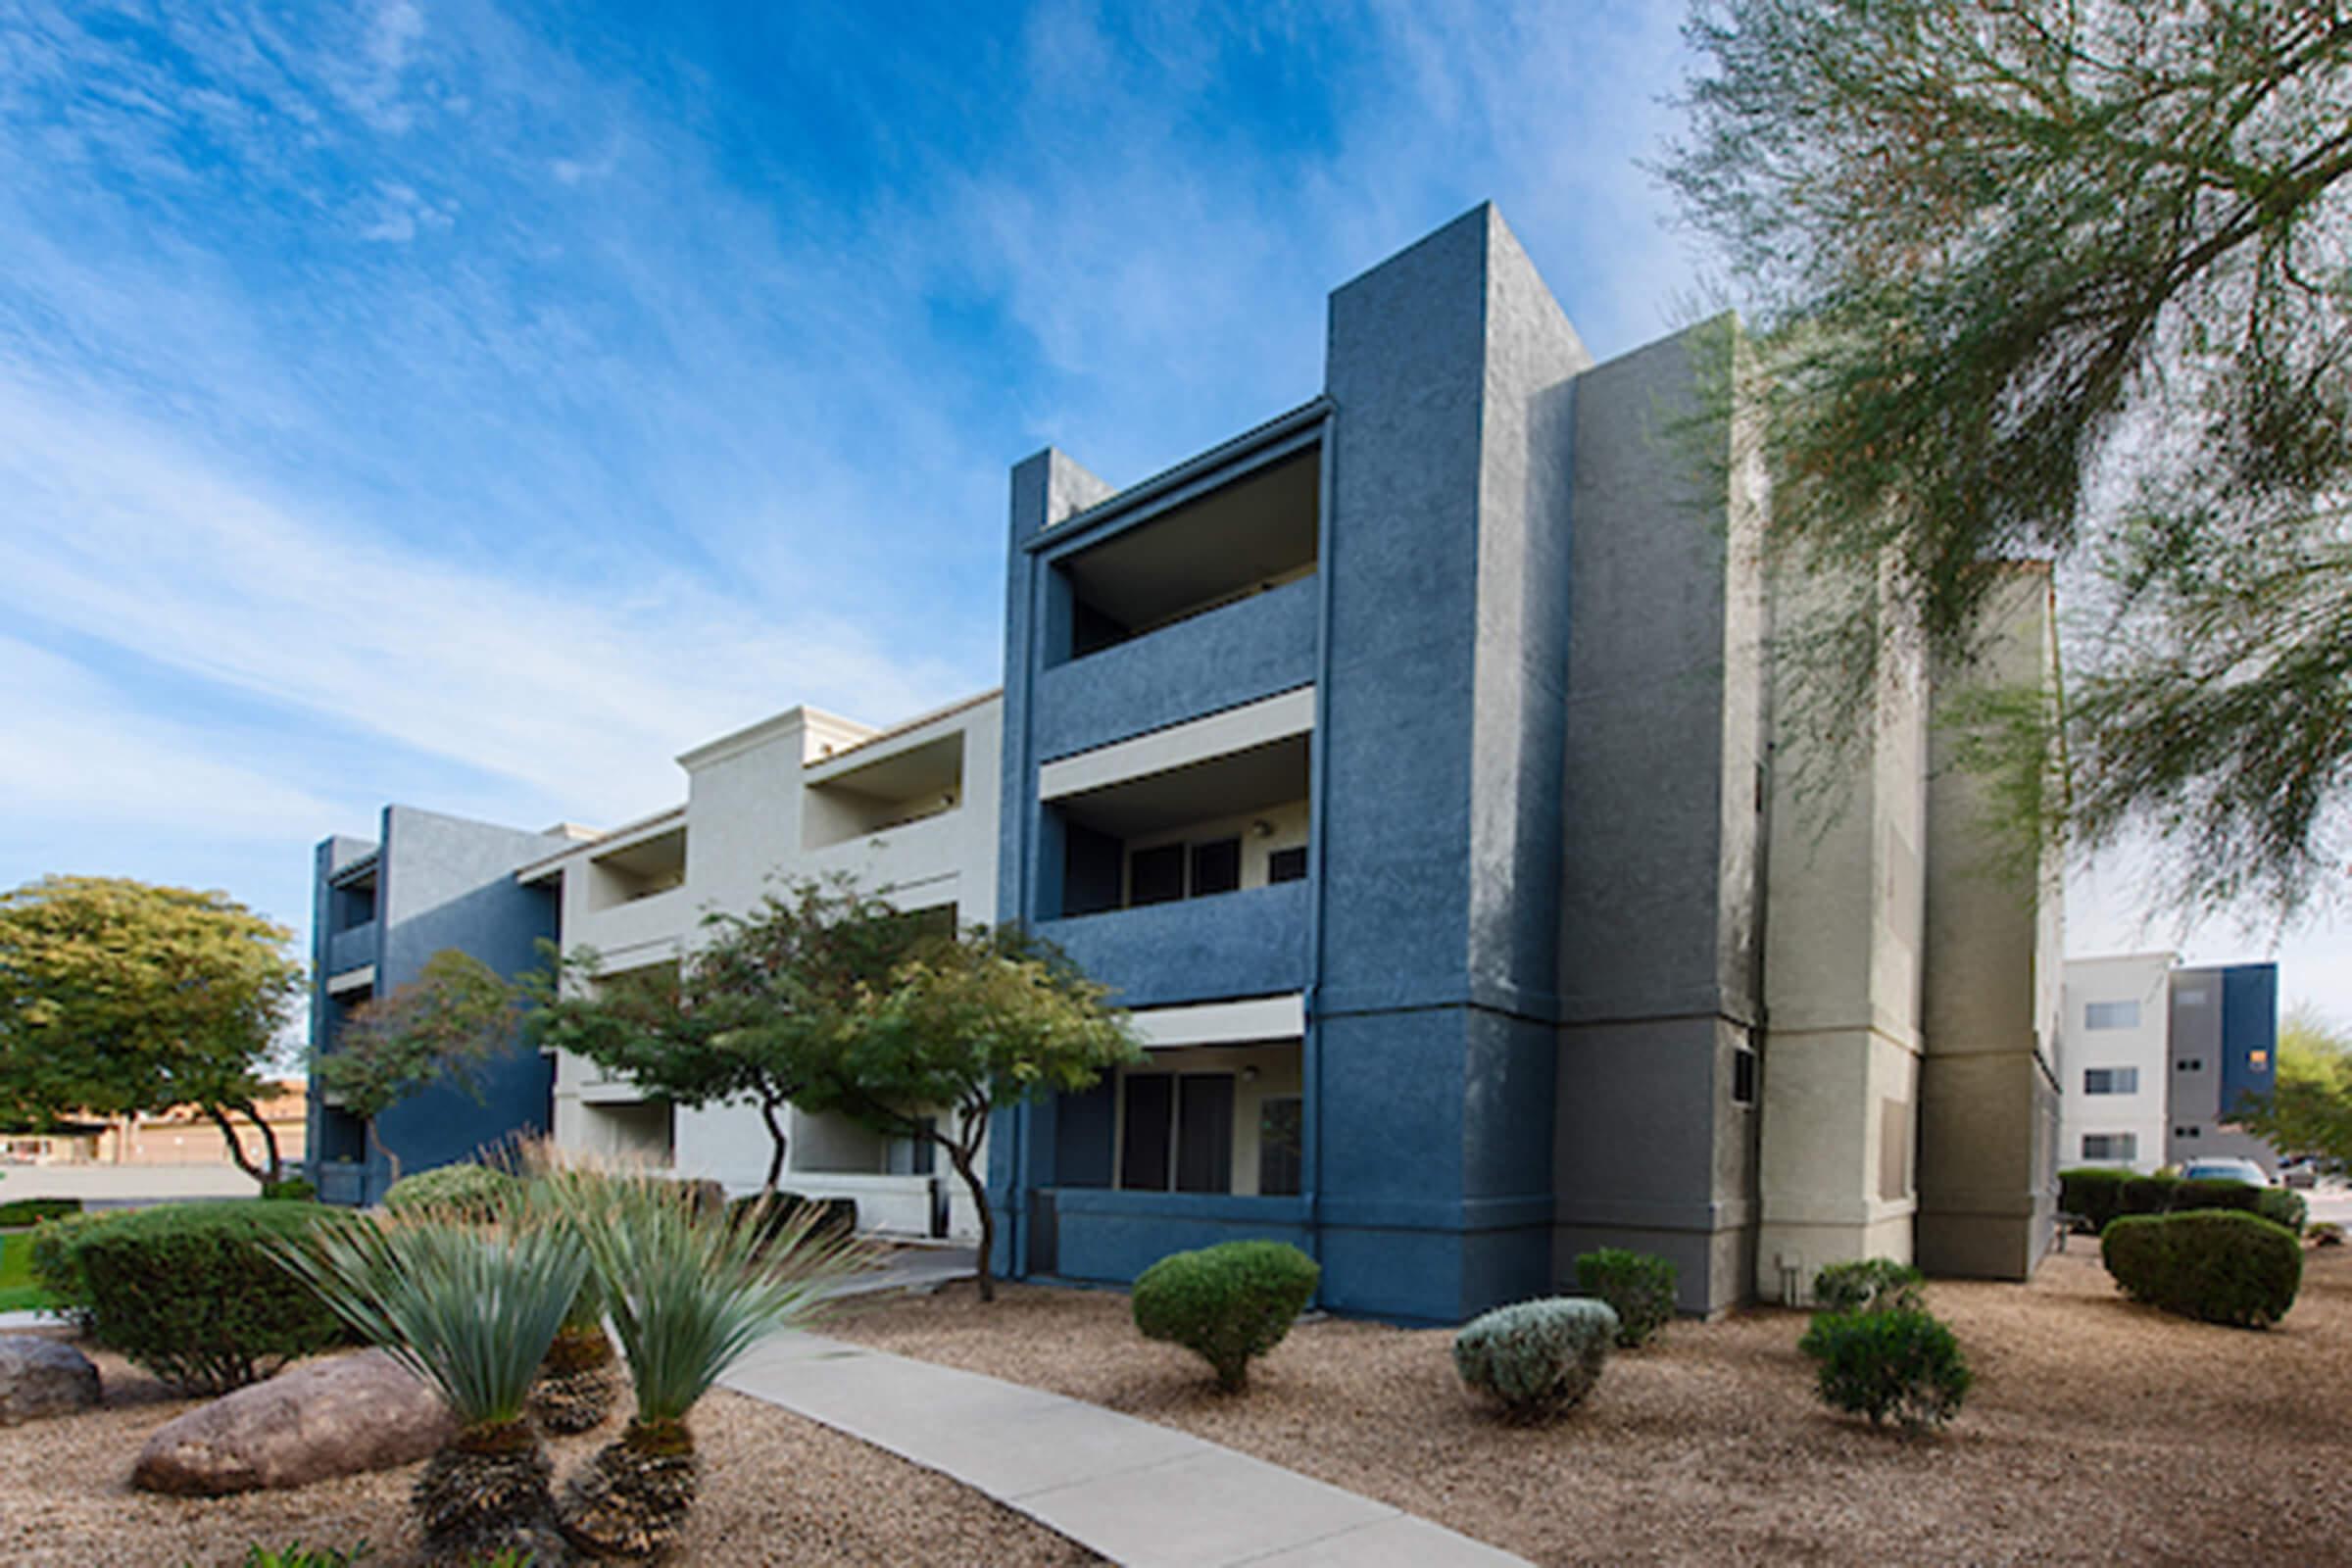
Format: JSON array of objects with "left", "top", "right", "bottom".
[{"left": 719, "top": 1330, "right": 1530, "bottom": 1568}]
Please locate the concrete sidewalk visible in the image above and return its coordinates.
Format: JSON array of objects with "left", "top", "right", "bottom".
[{"left": 719, "top": 1331, "right": 1529, "bottom": 1568}]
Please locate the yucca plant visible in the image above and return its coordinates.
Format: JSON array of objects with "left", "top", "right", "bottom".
[
  {"left": 534, "top": 1163, "right": 865, "bottom": 1560},
  {"left": 529, "top": 1279, "right": 621, "bottom": 1435},
  {"left": 273, "top": 1211, "right": 586, "bottom": 1566}
]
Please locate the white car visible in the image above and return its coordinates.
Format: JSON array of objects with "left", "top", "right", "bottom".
[{"left": 2180, "top": 1156, "right": 2273, "bottom": 1187}]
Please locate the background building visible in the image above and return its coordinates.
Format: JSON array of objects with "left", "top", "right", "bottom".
[{"left": 2060, "top": 956, "right": 2278, "bottom": 1171}]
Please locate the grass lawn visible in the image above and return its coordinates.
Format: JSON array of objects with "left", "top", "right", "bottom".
[
  {"left": 832, "top": 1244, "right": 2352, "bottom": 1565},
  {"left": 0, "top": 1229, "right": 53, "bottom": 1312}
]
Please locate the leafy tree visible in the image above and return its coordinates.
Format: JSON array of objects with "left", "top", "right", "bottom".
[
  {"left": 1665, "top": 0, "right": 2352, "bottom": 915},
  {"left": 314, "top": 948, "right": 516, "bottom": 1185},
  {"left": 0, "top": 875, "right": 302, "bottom": 1185},
  {"left": 528, "top": 878, "right": 932, "bottom": 1192},
  {"left": 2237, "top": 1004, "right": 2352, "bottom": 1166},
  {"left": 793, "top": 923, "right": 1139, "bottom": 1301}
]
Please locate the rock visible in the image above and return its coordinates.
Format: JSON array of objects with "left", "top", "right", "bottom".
[
  {"left": 0, "top": 1335, "right": 101, "bottom": 1425},
  {"left": 134, "top": 1349, "right": 456, "bottom": 1495}
]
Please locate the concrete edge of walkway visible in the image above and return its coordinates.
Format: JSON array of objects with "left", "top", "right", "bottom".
[{"left": 719, "top": 1330, "right": 1530, "bottom": 1568}]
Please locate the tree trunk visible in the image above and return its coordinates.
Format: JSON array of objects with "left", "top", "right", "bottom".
[
  {"left": 202, "top": 1102, "right": 269, "bottom": 1186},
  {"left": 947, "top": 1145, "right": 995, "bottom": 1303},
  {"left": 368, "top": 1117, "right": 402, "bottom": 1200},
  {"left": 758, "top": 1096, "right": 789, "bottom": 1193},
  {"left": 236, "top": 1098, "right": 283, "bottom": 1185}
]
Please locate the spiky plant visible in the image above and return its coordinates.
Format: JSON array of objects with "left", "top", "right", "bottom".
[
  {"left": 273, "top": 1211, "right": 586, "bottom": 1566},
  {"left": 534, "top": 1164, "right": 865, "bottom": 1560},
  {"left": 530, "top": 1280, "right": 621, "bottom": 1435}
]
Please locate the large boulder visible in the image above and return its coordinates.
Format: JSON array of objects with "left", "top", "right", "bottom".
[
  {"left": 133, "top": 1349, "right": 455, "bottom": 1495},
  {"left": 0, "top": 1335, "right": 100, "bottom": 1425}
]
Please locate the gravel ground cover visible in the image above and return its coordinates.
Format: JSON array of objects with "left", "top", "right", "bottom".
[
  {"left": 832, "top": 1246, "right": 2352, "bottom": 1566},
  {"left": 0, "top": 1342, "right": 1099, "bottom": 1566}
]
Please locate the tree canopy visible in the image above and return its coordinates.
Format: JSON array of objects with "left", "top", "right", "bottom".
[
  {"left": 1665, "top": 0, "right": 2352, "bottom": 915},
  {"left": 315, "top": 947, "right": 517, "bottom": 1182},
  {"left": 0, "top": 874, "right": 302, "bottom": 1183}
]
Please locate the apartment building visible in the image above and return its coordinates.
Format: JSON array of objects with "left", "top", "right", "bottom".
[
  {"left": 308, "top": 807, "right": 578, "bottom": 1205},
  {"left": 516, "top": 694, "right": 1003, "bottom": 1236},
  {"left": 985, "top": 204, "right": 2064, "bottom": 1323},
  {"left": 2061, "top": 956, "right": 2279, "bottom": 1172},
  {"left": 307, "top": 204, "right": 2066, "bottom": 1319}
]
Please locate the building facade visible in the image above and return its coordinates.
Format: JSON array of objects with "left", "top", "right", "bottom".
[
  {"left": 986, "top": 205, "right": 2063, "bottom": 1323},
  {"left": 523, "top": 694, "right": 1002, "bottom": 1236},
  {"left": 308, "top": 806, "right": 575, "bottom": 1205},
  {"left": 2060, "top": 956, "right": 2279, "bottom": 1172}
]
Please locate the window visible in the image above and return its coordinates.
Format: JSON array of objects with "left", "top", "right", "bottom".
[
  {"left": 1191, "top": 838, "right": 1242, "bottom": 897},
  {"left": 1129, "top": 845, "right": 1186, "bottom": 906},
  {"left": 1258, "top": 1098, "right": 1302, "bottom": 1197},
  {"left": 2249, "top": 1050, "right": 2270, "bottom": 1070},
  {"left": 1118, "top": 1072, "right": 1235, "bottom": 1195},
  {"left": 2081, "top": 1133, "right": 2136, "bottom": 1161},
  {"left": 2177, "top": 1057, "right": 2204, "bottom": 1072},
  {"left": 2084, "top": 1001, "right": 2140, "bottom": 1030},
  {"left": 1268, "top": 846, "right": 1308, "bottom": 884},
  {"left": 2176, "top": 988, "right": 2208, "bottom": 1005},
  {"left": 1732, "top": 1044, "right": 1758, "bottom": 1106},
  {"left": 2083, "top": 1067, "right": 2139, "bottom": 1096},
  {"left": 1119, "top": 1076, "right": 1173, "bottom": 1191},
  {"left": 2174, "top": 1125, "right": 2201, "bottom": 1140}
]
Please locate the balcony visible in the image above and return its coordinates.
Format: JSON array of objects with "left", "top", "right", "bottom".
[
  {"left": 324, "top": 921, "right": 376, "bottom": 977},
  {"left": 1037, "top": 880, "right": 1310, "bottom": 1009},
  {"left": 1034, "top": 574, "right": 1317, "bottom": 761}
]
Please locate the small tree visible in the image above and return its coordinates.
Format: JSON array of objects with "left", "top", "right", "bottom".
[
  {"left": 2237, "top": 1004, "right": 2352, "bottom": 1169},
  {"left": 0, "top": 875, "right": 303, "bottom": 1187},
  {"left": 314, "top": 948, "right": 515, "bottom": 1186},
  {"left": 528, "top": 879, "right": 932, "bottom": 1192},
  {"left": 796, "top": 924, "right": 1140, "bottom": 1301}
]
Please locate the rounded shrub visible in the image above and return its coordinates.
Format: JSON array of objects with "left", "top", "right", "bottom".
[
  {"left": 1797, "top": 1307, "right": 1971, "bottom": 1431},
  {"left": 2057, "top": 1167, "right": 2132, "bottom": 1232},
  {"left": 2119, "top": 1173, "right": 2180, "bottom": 1215},
  {"left": 382, "top": 1162, "right": 520, "bottom": 1221},
  {"left": 2255, "top": 1187, "right": 2307, "bottom": 1235},
  {"left": 1452, "top": 1297, "right": 1618, "bottom": 1421},
  {"left": 1812, "top": 1257, "right": 1926, "bottom": 1315},
  {"left": 74, "top": 1200, "right": 352, "bottom": 1394},
  {"left": 1132, "top": 1240, "right": 1320, "bottom": 1392},
  {"left": 2101, "top": 1208, "right": 2302, "bottom": 1328},
  {"left": 25, "top": 1209, "right": 107, "bottom": 1331},
  {"left": 2173, "top": 1177, "right": 2266, "bottom": 1216},
  {"left": 1571, "top": 1248, "right": 1678, "bottom": 1348}
]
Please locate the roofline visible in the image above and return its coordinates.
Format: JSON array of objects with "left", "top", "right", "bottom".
[
  {"left": 1023, "top": 397, "right": 1331, "bottom": 558},
  {"left": 805, "top": 688, "right": 1002, "bottom": 771},
  {"left": 514, "top": 802, "right": 686, "bottom": 881}
]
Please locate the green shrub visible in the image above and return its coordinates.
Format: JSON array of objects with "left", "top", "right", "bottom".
[
  {"left": 2101, "top": 1208, "right": 2302, "bottom": 1328},
  {"left": 76, "top": 1200, "right": 352, "bottom": 1393},
  {"left": 2119, "top": 1173, "right": 2180, "bottom": 1215},
  {"left": 2255, "top": 1187, "right": 2307, "bottom": 1235},
  {"left": 728, "top": 1191, "right": 857, "bottom": 1251},
  {"left": 0, "top": 1197, "right": 80, "bottom": 1226},
  {"left": 223, "top": 1544, "right": 374, "bottom": 1568},
  {"left": 2173, "top": 1177, "right": 2265, "bottom": 1216},
  {"left": 2308, "top": 1221, "right": 2343, "bottom": 1248},
  {"left": 26, "top": 1209, "right": 107, "bottom": 1330},
  {"left": 262, "top": 1177, "right": 318, "bottom": 1202},
  {"left": 1797, "top": 1307, "right": 1972, "bottom": 1431},
  {"left": 1452, "top": 1297, "right": 1618, "bottom": 1421},
  {"left": 2057, "top": 1167, "right": 2132, "bottom": 1232},
  {"left": 1132, "top": 1240, "right": 1320, "bottom": 1392},
  {"left": 381, "top": 1161, "right": 520, "bottom": 1220},
  {"left": 1812, "top": 1257, "right": 1926, "bottom": 1315},
  {"left": 1571, "top": 1248, "right": 1678, "bottom": 1348}
]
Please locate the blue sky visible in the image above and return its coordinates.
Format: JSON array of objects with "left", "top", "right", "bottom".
[{"left": 2, "top": 1, "right": 2341, "bottom": 1020}]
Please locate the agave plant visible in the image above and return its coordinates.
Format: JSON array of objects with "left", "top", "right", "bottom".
[
  {"left": 529, "top": 1279, "right": 621, "bottom": 1435},
  {"left": 534, "top": 1163, "right": 865, "bottom": 1560},
  {"left": 273, "top": 1210, "right": 586, "bottom": 1566}
]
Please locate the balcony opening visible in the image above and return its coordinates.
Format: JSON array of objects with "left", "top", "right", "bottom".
[
  {"left": 1065, "top": 1041, "right": 1302, "bottom": 1197},
  {"left": 587, "top": 824, "right": 687, "bottom": 910},
  {"left": 1053, "top": 447, "right": 1318, "bottom": 662},
  {"left": 1050, "top": 734, "right": 1310, "bottom": 919},
  {"left": 329, "top": 867, "right": 376, "bottom": 932},
  {"left": 803, "top": 730, "right": 965, "bottom": 850}
]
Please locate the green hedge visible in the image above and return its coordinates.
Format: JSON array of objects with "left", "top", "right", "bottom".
[
  {"left": 1798, "top": 1307, "right": 1971, "bottom": 1431},
  {"left": 1572, "top": 1249, "right": 1678, "bottom": 1348},
  {"left": 0, "top": 1197, "right": 81, "bottom": 1227},
  {"left": 25, "top": 1210, "right": 105, "bottom": 1329},
  {"left": 2061, "top": 1167, "right": 2303, "bottom": 1236},
  {"left": 2057, "top": 1168, "right": 2132, "bottom": 1232},
  {"left": 2101, "top": 1208, "right": 2302, "bottom": 1328},
  {"left": 74, "top": 1200, "right": 353, "bottom": 1393},
  {"left": 1133, "top": 1240, "right": 1320, "bottom": 1392},
  {"left": 380, "top": 1161, "right": 520, "bottom": 1220}
]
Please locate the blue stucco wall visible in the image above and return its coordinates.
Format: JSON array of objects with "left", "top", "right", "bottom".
[
  {"left": 1031, "top": 577, "right": 1318, "bottom": 761},
  {"left": 2219, "top": 963, "right": 2279, "bottom": 1117},
  {"left": 1035, "top": 881, "right": 1310, "bottom": 1010},
  {"left": 308, "top": 807, "right": 563, "bottom": 1205}
]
